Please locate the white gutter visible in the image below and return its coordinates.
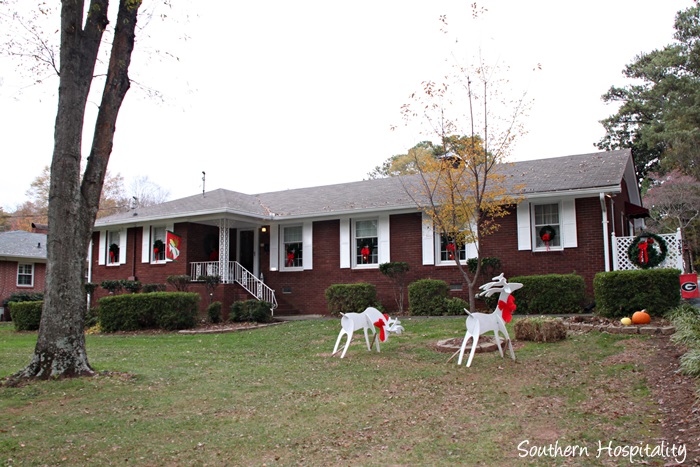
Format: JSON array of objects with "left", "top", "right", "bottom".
[{"left": 600, "top": 193, "right": 611, "bottom": 272}]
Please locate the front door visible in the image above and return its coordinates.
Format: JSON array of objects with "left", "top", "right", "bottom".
[{"left": 239, "top": 230, "right": 255, "bottom": 273}]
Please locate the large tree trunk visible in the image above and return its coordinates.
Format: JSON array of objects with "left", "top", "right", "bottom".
[{"left": 16, "top": 0, "right": 140, "bottom": 379}]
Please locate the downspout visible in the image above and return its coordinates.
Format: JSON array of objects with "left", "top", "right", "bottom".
[{"left": 600, "top": 193, "right": 611, "bottom": 272}]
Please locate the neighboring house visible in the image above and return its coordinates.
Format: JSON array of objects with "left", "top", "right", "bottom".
[
  {"left": 90, "top": 149, "right": 649, "bottom": 316},
  {"left": 0, "top": 226, "right": 48, "bottom": 320}
]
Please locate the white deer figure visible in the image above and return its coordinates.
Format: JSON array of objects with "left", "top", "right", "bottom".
[
  {"left": 332, "top": 307, "right": 403, "bottom": 358},
  {"left": 457, "top": 273, "right": 522, "bottom": 367}
]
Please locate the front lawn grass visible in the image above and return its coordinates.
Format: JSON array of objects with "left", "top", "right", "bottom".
[{"left": 0, "top": 319, "right": 666, "bottom": 465}]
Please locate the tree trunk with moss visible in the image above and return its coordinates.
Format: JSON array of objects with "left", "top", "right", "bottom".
[{"left": 16, "top": 0, "right": 141, "bottom": 379}]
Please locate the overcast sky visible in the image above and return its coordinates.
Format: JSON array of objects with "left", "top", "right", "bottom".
[{"left": 0, "top": 0, "right": 693, "bottom": 211}]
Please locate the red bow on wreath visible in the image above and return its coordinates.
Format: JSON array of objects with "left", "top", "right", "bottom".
[
  {"left": 287, "top": 251, "right": 295, "bottom": 267},
  {"left": 361, "top": 246, "right": 370, "bottom": 263},
  {"left": 446, "top": 242, "right": 455, "bottom": 260},
  {"left": 637, "top": 237, "right": 654, "bottom": 264}
]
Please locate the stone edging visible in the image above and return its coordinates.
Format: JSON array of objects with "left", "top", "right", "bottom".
[{"left": 563, "top": 321, "right": 675, "bottom": 336}]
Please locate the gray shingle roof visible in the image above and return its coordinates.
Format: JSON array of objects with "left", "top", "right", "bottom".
[
  {"left": 95, "top": 149, "right": 634, "bottom": 226},
  {"left": 0, "top": 231, "right": 47, "bottom": 261}
]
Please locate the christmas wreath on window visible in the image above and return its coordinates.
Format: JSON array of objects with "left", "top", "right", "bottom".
[
  {"left": 153, "top": 239, "right": 165, "bottom": 258},
  {"left": 538, "top": 226, "right": 556, "bottom": 250},
  {"left": 109, "top": 243, "right": 119, "bottom": 262},
  {"left": 627, "top": 233, "right": 667, "bottom": 269}
]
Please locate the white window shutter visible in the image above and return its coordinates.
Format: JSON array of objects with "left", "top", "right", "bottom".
[
  {"left": 119, "top": 228, "right": 127, "bottom": 264},
  {"left": 378, "top": 215, "right": 390, "bottom": 264},
  {"left": 269, "top": 223, "right": 279, "bottom": 271},
  {"left": 562, "top": 199, "right": 578, "bottom": 248},
  {"left": 517, "top": 201, "right": 532, "bottom": 250},
  {"left": 421, "top": 212, "right": 435, "bottom": 265},
  {"left": 303, "top": 221, "right": 313, "bottom": 270},
  {"left": 339, "top": 218, "right": 350, "bottom": 268},
  {"left": 141, "top": 225, "right": 151, "bottom": 263},
  {"left": 98, "top": 231, "right": 106, "bottom": 266}
]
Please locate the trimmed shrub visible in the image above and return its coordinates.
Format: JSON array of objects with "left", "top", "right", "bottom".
[
  {"left": 324, "top": 283, "right": 378, "bottom": 316},
  {"left": 2, "top": 291, "right": 44, "bottom": 308},
  {"left": 508, "top": 274, "right": 586, "bottom": 314},
  {"left": 166, "top": 275, "right": 191, "bottom": 292},
  {"left": 408, "top": 279, "right": 449, "bottom": 316},
  {"left": 142, "top": 283, "right": 167, "bottom": 293},
  {"left": 230, "top": 300, "right": 273, "bottom": 323},
  {"left": 445, "top": 296, "right": 469, "bottom": 316},
  {"left": 208, "top": 301, "right": 223, "bottom": 324},
  {"left": 122, "top": 280, "right": 142, "bottom": 293},
  {"left": 514, "top": 316, "right": 567, "bottom": 342},
  {"left": 98, "top": 292, "right": 200, "bottom": 332},
  {"left": 101, "top": 280, "right": 124, "bottom": 294},
  {"left": 9, "top": 300, "right": 43, "bottom": 331},
  {"left": 594, "top": 268, "right": 681, "bottom": 318}
]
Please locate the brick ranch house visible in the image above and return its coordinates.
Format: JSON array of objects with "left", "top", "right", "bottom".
[
  {"left": 0, "top": 224, "right": 48, "bottom": 321},
  {"left": 90, "top": 149, "right": 648, "bottom": 317}
]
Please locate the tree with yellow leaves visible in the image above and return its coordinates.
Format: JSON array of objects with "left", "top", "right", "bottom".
[{"left": 399, "top": 62, "right": 529, "bottom": 311}]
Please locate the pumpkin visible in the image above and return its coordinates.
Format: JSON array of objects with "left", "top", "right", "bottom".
[
  {"left": 631, "top": 310, "right": 651, "bottom": 325},
  {"left": 620, "top": 317, "right": 632, "bottom": 326}
]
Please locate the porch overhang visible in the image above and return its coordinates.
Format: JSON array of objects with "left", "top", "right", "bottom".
[{"left": 624, "top": 201, "right": 650, "bottom": 219}]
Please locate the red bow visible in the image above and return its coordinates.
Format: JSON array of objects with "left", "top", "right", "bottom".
[
  {"left": 638, "top": 241, "right": 649, "bottom": 264},
  {"left": 373, "top": 318, "right": 387, "bottom": 342},
  {"left": 498, "top": 295, "right": 516, "bottom": 323}
]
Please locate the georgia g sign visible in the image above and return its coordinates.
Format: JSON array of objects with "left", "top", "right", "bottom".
[{"left": 680, "top": 273, "right": 700, "bottom": 299}]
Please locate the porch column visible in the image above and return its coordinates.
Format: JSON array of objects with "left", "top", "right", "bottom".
[{"left": 219, "top": 218, "right": 231, "bottom": 283}]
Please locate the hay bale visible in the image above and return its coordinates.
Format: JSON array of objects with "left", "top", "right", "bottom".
[{"left": 514, "top": 317, "right": 567, "bottom": 342}]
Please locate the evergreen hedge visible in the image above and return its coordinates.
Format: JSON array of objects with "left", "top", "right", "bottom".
[
  {"left": 593, "top": 268, "right": 681, "bottom": 318},
  {"left": 408, "top": 279, "right": 450, "bottom": 316},
  {"left": 229, "top": 300, "right": 274, "bottom": 323},
  {"left": 508, "top": 273, "right": 586, "bottom": 314},
  {"left": 324, "top": 283, "right": 378, "bottom": 316},
  {"left": 9, "top": 300, "right": 43, "bottom": 331},
  {"left": 98, "top": 292, "right": 200, "bottom": 332}
]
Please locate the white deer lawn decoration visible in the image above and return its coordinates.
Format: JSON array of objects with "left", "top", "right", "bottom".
[
  {"left": 332, "top": 307, "right": 404, "bottom": 358},
  {"left": 457, "top": 273, "right": 522, "bottom": 367}
]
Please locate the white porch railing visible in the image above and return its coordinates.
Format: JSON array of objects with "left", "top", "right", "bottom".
[
  {"left": 190, "top": 261, "right": 277, "bottom": 313},
  {"left": 612, "top": 230, "right": 684, "bottom": 271}
]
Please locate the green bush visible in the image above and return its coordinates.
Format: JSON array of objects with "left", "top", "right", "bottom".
[
  {"left": 98, "top": 292, "right": 200, "bottom": 332},
  {"left": 9, "top": 300, "right": 43, "bottom": 331},
  {"left": 142, "top": 283, "right": 167, "bottom": 293},
  {"left": 2, "top": 291, "right": 44, "bottom": 308},
  {"left": 467, "top": 257, "right": 501, "bottom": 276},
  {"left": 208, "top": 301, "right": 223, "bottom": 324},
  {"left": 324, "top": 283, "right": 378, "bottom": 316},
  {"left": 593, "top": 268, "right": 681, "bottom": 318},
  {"left": 122, "top": 280, "right": 142, "bottom": 293},
  {"left": 101, "top": 280, "right": 124, "bottom": 294},
  {"left": 229, "top": 300, "right": 273, "bottom": 323},
  {"left": 408, "top": 279, "right": 449, "bottom": 316},
  {"left": 166, "top": 275, "right": 191, "bottom": 292},
  {"left": 507, "top": 274, "right": 586, "bottom": 314},
  {"left": 445, "top": 296, "right": 469, "bottom": 316}
]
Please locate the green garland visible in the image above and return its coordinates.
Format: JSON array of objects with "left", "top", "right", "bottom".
[{"left": 627, "top": 233, "right": 668, "bottom": 269}]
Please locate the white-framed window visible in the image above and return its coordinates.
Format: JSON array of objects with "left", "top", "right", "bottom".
[
  {"left": 354, "top": 219, "right": 378, "bottom": 266},
  {"left": 107, "top": 230, "right": 121, "bottom": 265},
  {"left": 532, "top": 203, "right": 562, "bottom": 251},
  {"left": 152, "top": 226, "right": 166, "bottom": 262},
  {"left": 282, "top": 225, "right": 303, "bottom": 269},
  {"left": 17, "top": 263, "right": 34, "bottom": 287},
  {"left": 440, "top": 234, "right": 466, "bottom": 262}
]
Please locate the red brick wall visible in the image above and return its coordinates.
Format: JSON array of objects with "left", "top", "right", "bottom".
[
  {"left": 481, "top": 198, "right": 604, "bottom": 299},
  {"left": 0, "top": 260, "right": 46, "bottom": 319},
  {"left": 90, "top": 196, "right": 610, "bottom": 317}
]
